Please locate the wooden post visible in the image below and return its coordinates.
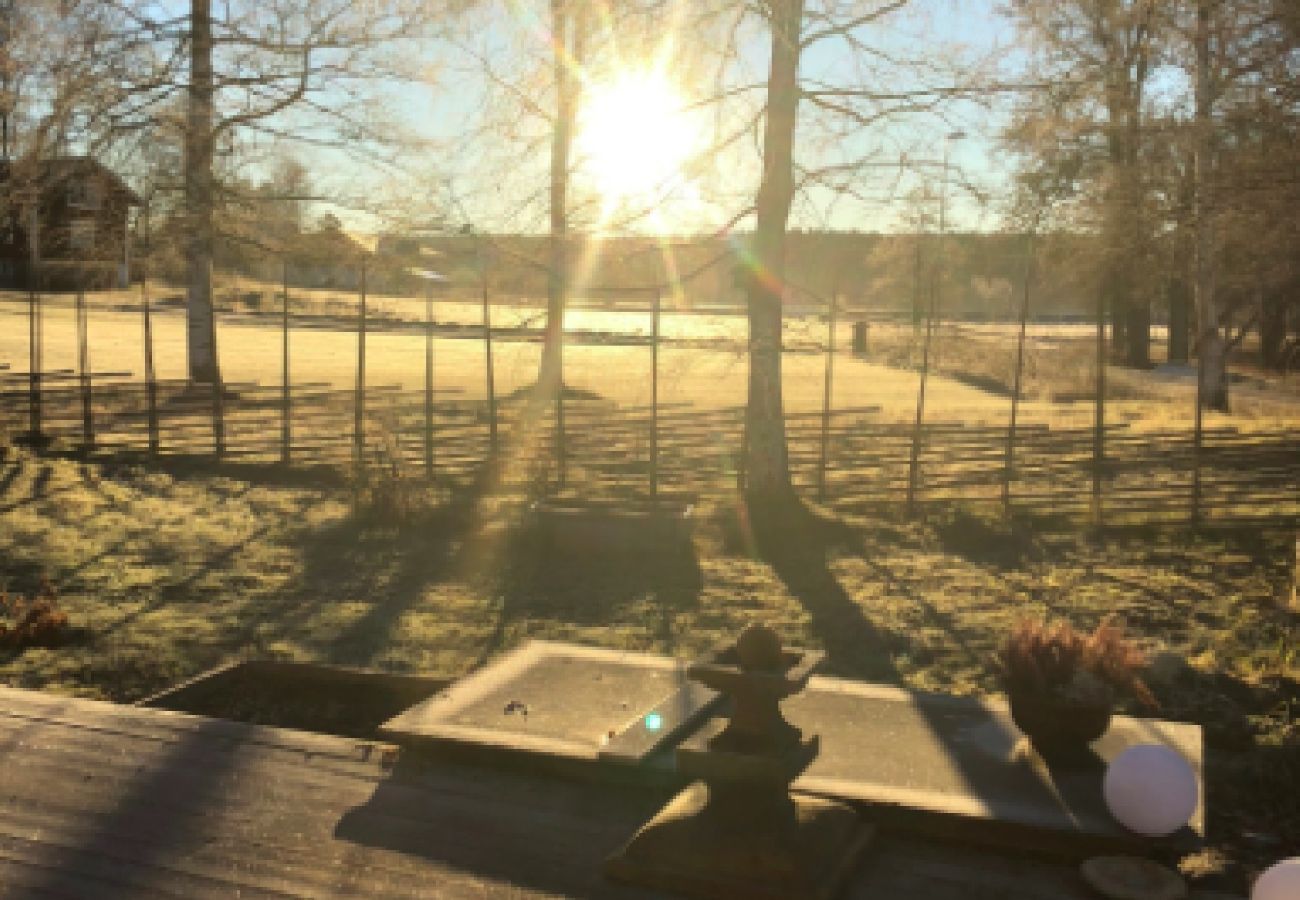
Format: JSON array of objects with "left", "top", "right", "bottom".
[
  {"left": 141, "top": 221, "right": 159, "bottom": 456},
  {"left": 1192, "top": 329, "right": 1204, "bottom": 525},
  {"left": 76, "top": 283, "right": 94, "bottom": 449},
  {"left": 907, "top": 273, "right": 935, "bottom": 513},
  {"left": 737, "top": 417, "right": 748, "bottom": 494},
  {"left": 26, "top": 254, "right": 42, "bottom": 444},
  {"left": 354, "top": 258, "right": 367, "bottom": 475},
  {"left": 1167, "top": 277, "right": 1190, "bottom": 365},
  {"left": 650, "top": 288, "right": 660, "bottom": 505},
  {"left": 424, "top": 279, "right": 435, "bottom": 481},
  {"left": 281, "top": 260, "right": 291, "bottom": 465},
  {"left": 1093, "top": 281, "right": 1106, "bottom": 525},
  {"left": 818, "top": 291, "right": 836, "bottom": 502},
  {"left": 1291, "top": 532, "right": 1298, "bottom": 610},
  {"left": 482, "top": 268, "right": 498, "bottom": 455},
  {"left": 555, "top": 367, "right": 567, "bottom": 491},
  {"left": 1191, "top": 0, "right": 1212, "bottom": 523},
  {"left": 912, "top": 238, "right": 923, "bottom": 332},
  {"left": 210, "top": 285, "right": 224, "bottom": 459},
  {"left": 909, "top": 152, "right": 955, "bottom": 515},
  {"left": 1004, "top": 235, "right": 1033, "bottom": 511}
]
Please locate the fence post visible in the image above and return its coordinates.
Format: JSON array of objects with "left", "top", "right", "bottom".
[
  {"left": 424, "top": 278, "right": 435, "bottom": 481},
  {"left": 1192, "top": 330, "right": 1204, "bottom": 526},
  {"left": 737, "top": 416, "right": 748, "bottom": 494},
  {"left": 818, "top": 291, "right": 836, "bottom": 502},
  {"left": 1093, "top": 281, "right": 1106, "bottom": 526},
  {"left": 141, "top": 225, "right": 159, "bottom": 456},
  {"left": 482, "top": 268, "right": 498, "bottom": 455},
  {"left": 650, "top": 288, "right": 660, "bottom": 506},
  {"left": 25, "top": 256, "right": 43, "bottom": 445},
  {"left": 555, "top": 370, "right": 567, "bottom": 492},
  {"left": 907, "top": 273, "right": 936, "bottom": 514},
  {"left": 354, "top": 257, "right": 367, "bottom": 477},
  {"left": 281, "top": 259, "right": 291, "bottom": 465},
  {"left": 76, "top": 282, "right": 94, "bottom": 449},
  {"left": 210, "top": 284, "right": 224, "bottom": 459},
  {"left": 912, "top": 238, "right": 923, "bottom": 333},
  {"left": 1004, "top": 234, "right": 1033, "bottom": 511}
]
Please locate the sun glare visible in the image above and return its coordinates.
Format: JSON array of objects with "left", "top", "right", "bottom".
[{"left": 577, "top": 72, "right": 699, "bottom": 211}]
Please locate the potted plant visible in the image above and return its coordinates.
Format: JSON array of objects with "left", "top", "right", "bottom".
[{"left": 998, "top": 617, "right": 1157, "bottom": 760}]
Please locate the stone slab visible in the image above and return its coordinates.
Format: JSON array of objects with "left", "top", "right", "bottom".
[
  {"left": 788, "top": 676, "right": 1203, "bottom": 852},
  {"left": 381, "top": 640, "right": 720, "bottom": 764},
  {"left": 383, "top": 643, "right": 1204, "bottom": 855}
]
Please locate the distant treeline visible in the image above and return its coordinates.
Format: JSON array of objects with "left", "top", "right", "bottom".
[
  {"left": 164, "top": 223, "right": 1107, "bottom": 320},
  {"left": 371, "top": 231, "right": 1103, "bottom": 319}
]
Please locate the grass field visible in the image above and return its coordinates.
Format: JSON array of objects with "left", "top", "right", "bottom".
[
  {"left": 3, "top": 286, "right": 1298, "bottom": 431},
  {"left": 1, "top": 285, "right": 1298, "bottom": 890},
  {"left": 0, "top": 446, "right": 1295, "bottom": 888}
]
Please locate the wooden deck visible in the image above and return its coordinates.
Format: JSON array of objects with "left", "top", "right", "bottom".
[{"left": 0, "top": 685, "right": 1107, "bottom": 899}]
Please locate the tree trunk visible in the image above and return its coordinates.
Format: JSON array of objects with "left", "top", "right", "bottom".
[
  {"left": 1101, "top": 34, "right": 1149, "bottom": 372},
  {"left": 1259, "top": 286, "right": 1286, "bottom": 371},
  {"left": 537, "top": 0, "right": 582, "bottom": 401},
  {"left": 1125, "top": 297, "right": 1150, "bottom": 368},
  {"left": 744, "top": 0, "right": 804, "bottom": 509},
  {"left": 1167, "top": 276, "right": 1190, "bottom": 364},
  {"left": 1194, "top": 0, "right": 1227, "bottom": 411},
  {"left": 184, "top": 0, "right": 218, "bottom": 384},
  {"left": 1109, "top": 290, "right": 1126, "bottom": 357}
]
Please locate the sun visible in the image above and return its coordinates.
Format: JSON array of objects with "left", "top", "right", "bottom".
[{"left": 576, "top": 72, "right": 699, "bottom": 210}]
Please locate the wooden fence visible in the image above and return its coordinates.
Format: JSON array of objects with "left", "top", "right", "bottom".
[{"left": 2, "top": 283, "right": 1297, "bottom": 529}]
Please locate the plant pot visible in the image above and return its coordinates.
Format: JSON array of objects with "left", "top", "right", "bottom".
[{"left": 1008, "top": 689, "right": 1113, "bottom": 761}]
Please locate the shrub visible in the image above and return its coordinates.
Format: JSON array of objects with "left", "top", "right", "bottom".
[
  {"left": 352, "top": 413, "right": 426, "bottom": 524},
  {"left": 998, "top": 616, "right": 1157, "bottom": 708},
  {"left": 0, "top": 580, "right": 72, "bottom": 649}
]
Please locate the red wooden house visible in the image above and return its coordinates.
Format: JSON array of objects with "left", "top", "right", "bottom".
[{"left": 0, "top": 156, "right": 140, "bottom": 290}]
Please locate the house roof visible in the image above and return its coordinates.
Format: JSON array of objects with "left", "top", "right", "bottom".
[{"left": 0, "top": 156, "right": 142, "bottom": 205}]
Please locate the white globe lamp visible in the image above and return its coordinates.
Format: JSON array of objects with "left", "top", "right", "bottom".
[
  {"left": 1102, "top": 744, "right": 1198, "bottom": 838},
  {"left": 1253, "top": 858, "right": 1300, "bottom": 900}
]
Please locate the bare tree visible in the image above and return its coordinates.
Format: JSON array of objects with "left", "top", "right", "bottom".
[
  {"left": 1004, "top": 0, "right": 1165, "bottom": 371},
  {"left": 715, "top": 0, "right": 990, "bottom": 508},
  {"left": 28, "top": 0, "right": 443, "bottom": 382},
  {"left": 441, "top": 0, "right": 686, "bottom": 403},
  {"left": 1183, "top": 0, "right": 1298, "bottom": 395},
  {"left": 443, "top": 1, "right": 995, "bottom": 506}
]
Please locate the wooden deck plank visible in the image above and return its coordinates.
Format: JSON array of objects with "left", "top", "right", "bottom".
[{"left": 0, "top": 686, "right": 1100, "bottom": 899}]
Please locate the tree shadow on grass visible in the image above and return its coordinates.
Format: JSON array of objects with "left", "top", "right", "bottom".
[
  {"left": 742, "top": 498, "right": 901, "bottom": 683},
  {"left": 291, "top": 509, "right": 466, "bottom": 667},
  {"left": 474, "top": 514, "right": 704, "bottom": 668},
  {"left": 931, "top": 506, "right": 1050, "bottom": 571},
  {"left": 0, "top": 462, "right": 67, "bottom": 514},
  {"left": 0, "top": 459, "right": 23, "bottom": 498}
]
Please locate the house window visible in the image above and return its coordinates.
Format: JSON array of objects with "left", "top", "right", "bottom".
[
  {"left": 66, "top": 179, "right": 102, "bottom": 210},
  {"left": 70, "top": 218, "right": 95, "bottom": 254}
]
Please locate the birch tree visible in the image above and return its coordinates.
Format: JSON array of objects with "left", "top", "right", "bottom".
[{"left": 721, "top": 0, "right": 990, "bottom": 508}]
